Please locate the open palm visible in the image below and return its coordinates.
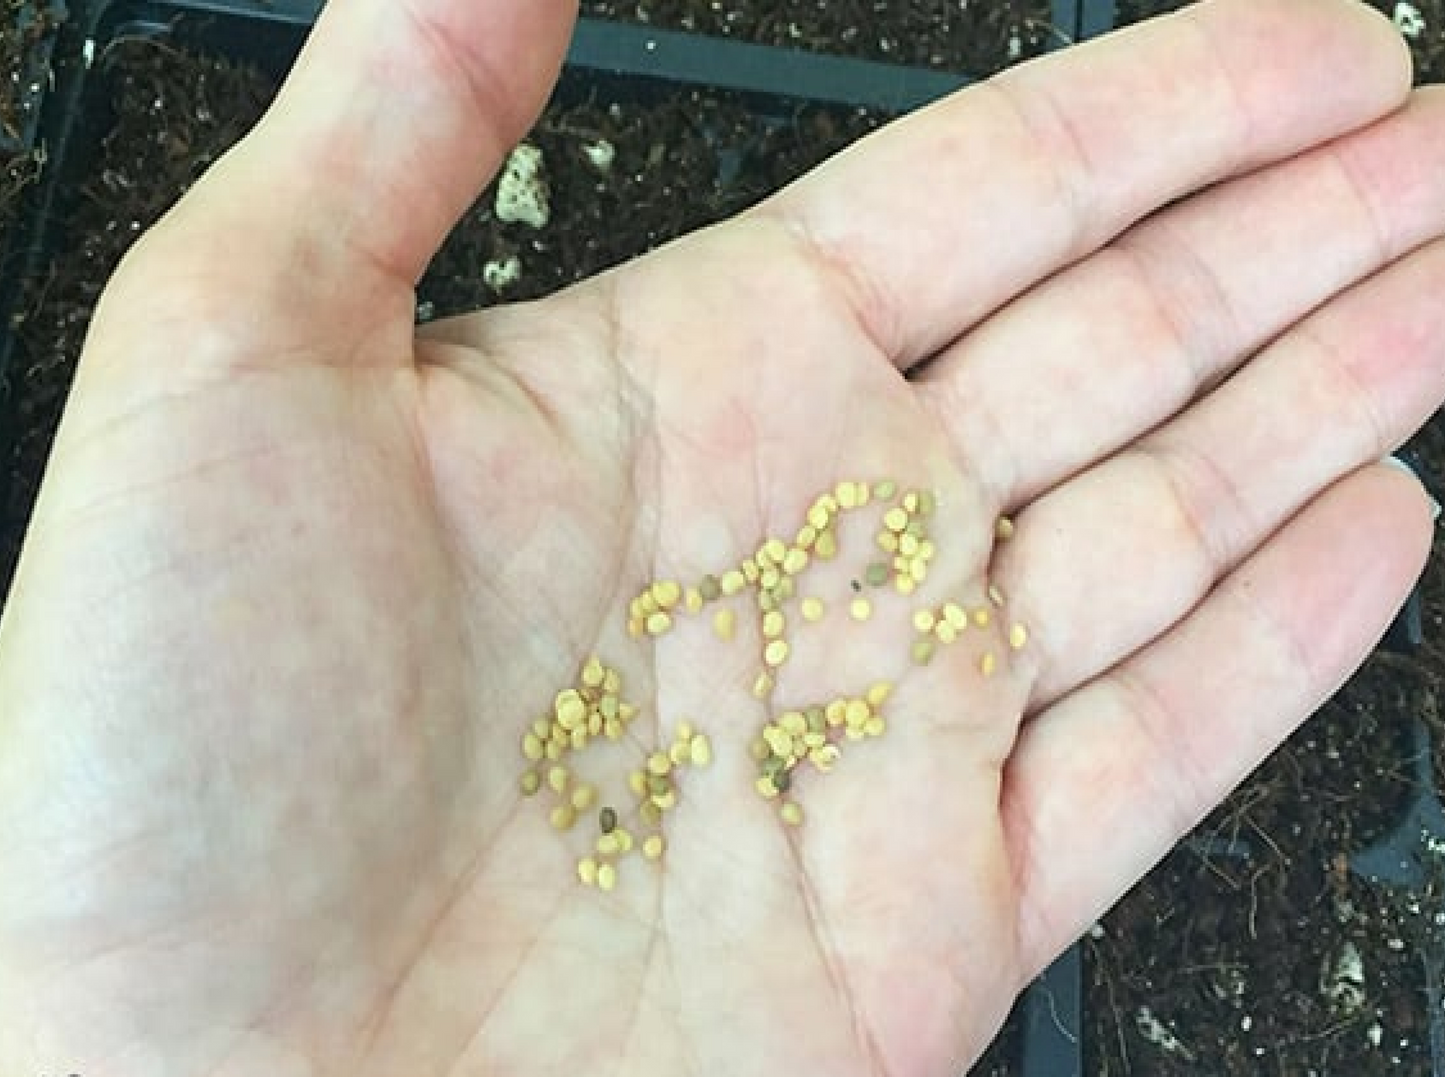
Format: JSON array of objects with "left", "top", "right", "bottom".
[{"left": 3, "top": 0, "right": 1444, "bottom": 1074}]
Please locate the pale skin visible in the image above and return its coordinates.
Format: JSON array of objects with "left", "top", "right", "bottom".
[{"left": 1, "top": 0, "right": 1444, "bottom": 1072}]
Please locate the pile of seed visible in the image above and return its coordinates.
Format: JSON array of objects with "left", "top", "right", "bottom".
[{"left": 519, "top": 479, "right": 1028, "bottom": 891}]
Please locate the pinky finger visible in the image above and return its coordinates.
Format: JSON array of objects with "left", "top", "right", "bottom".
[{"left": 999, "top": 461, "right": 1434, "bottom": 976}]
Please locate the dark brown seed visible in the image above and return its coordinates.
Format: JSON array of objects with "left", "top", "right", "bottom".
[{"left": 599, "top": 806, "right": 618, "bottom": 834}]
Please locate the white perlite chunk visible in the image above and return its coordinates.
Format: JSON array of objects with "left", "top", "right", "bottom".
[
  {"left": 1321, "top": 939, "right": 1367, "bottom": 1014},
  {"left": 1394, "top": 1, "right": 1426, "bottom": 38},
  {"left": 495, "top": 143, "right": 550, "bottom": 229},
  {"left": 483, "top": 256, "right": 523, "bottom": 292},
  {"left": 582, "top": 139, "right": 616, "bottom": 173},
  {"left": 1135, "top": 1007, "right": 1194, "bottom": 1059}
]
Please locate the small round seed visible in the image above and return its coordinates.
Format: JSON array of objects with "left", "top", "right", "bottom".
[
  {"left": 669, "top": 741, "right": 690, "bottom": 766},
  {"left": 628, "top": 770, "right": 647, "bottom": 798},
  {"left": 866, "top": 682, "right": 892, "bottom": 708},
  {"left": 522, "top": 733, "right": 544, "bottom": 761},
  {"left": 647, "top": 752, "right": 672, "bottom": 777},
  {"left": 980, "top": 651, "right": 998, "bottom": 677},
  {"left": 713, "top": 608, "right": 737, "bottom": 641},
  {"left": 811, "top": 744, "right": 841, "bottom": 771},
  {"left": 849, "top": 597, "right": 872, "bottom": 622},
  {"left": 571, "top": 783, "right": 596, "bottom": 811},
  {"left": 603, "top": 716, "right": 622, "bottom": 740},
  {"left": 877, "top": 532, "right": 899, "bottom": 554},
  {"left": 643, "top": 834, "right": 665, "bottom": 860},
  {"left": 780, "top": 801, "right": 804, "bottom": 826},
  {"left": 942, "top": 602, "right": 967, "bottom": 629},
  {"left": 597, "top": 862, "right": 617, "bottom": 892},
  {"left": 1009, "top": 623, "right": 1029, "bottom": 650},
  {"left": 555, "top": 690, "right": 586, "bottom": 727},
  {"left": 782, "top": 547, "right": 809, "bottom": 575},
  {"left": 935, "top": 620, "right": 957, "bottom": 644},
  {"left": 865, "top": 562, "right": 890, "bottom": 587},
  {"left": 864, "top": 715, "right": 886, "bottom": 737},
  {"left": 759, "top": 566, "right": 781, "bottom": 591},
  {"left": 996, "top": 516, "right": 1015, "bottom": 541},
  {"left": 700, "top": 574, "right": 722, "bottom": 601},
  {"left": 750, "top": 737, "right": 771, "bottom": 762},
  {"left": 875, "top": 479, "right": 898, "bottom": 500},
  {"left": 814, "top": 531, "right": 838, "bottom": 560},
  {"left": 651, "top": 579, "right": 682, "bottom": 609},
  {"left": 690, "top": 734, "right": 713, "bottom": 767},
  {"left": 883, "top": 507, "right": 909, "bottom": 533},
  {"left": 845, "top": 699, "right": 871, "bottom": 728},
  {"left": 912, "top": 609, "right": 936, "bottom": 633},
  {"left": 645, "top": 611, "right": 673, "bottom": 636},
  {"left": 807, "top": 502, "right": 832, "bottom": 530},
  {"left": 899, "top": 533, "right": 919, "bottom": 557},
  {"left": 764, "top": 639, "right": 790, "bottom": 667},
  {"left": 801, "top": 596, "right": 825, "bottom": 622},
  {"left": 646, "top": 773, "right": 670, "bottom": 797},
  {"left": 973, "top": 608, "right": 991, "bottom": 628},
  {"left": 755, "top": 775, "right": 780, "bottom": 799},
  {"left": 836, "top": 480, "right": 860, "bottom": 509},
  {"left": 548, "top": 765, "right": 570, "bottom": 793},
  {"left": 763, "top": 537, "right": 787, "bottom": 565},
  {"left": 520, "top": 770, "right": 541, "bottom": 796},
  {"left": 764, "top": 726, "right": 794, "bottom": 758},
  {"left": 896, "top": 575, "right": 916, "bottom": 595},
  {"left": 550, "top": 804, "right": 577, "bottom": 830},
  {"left": 641, "top": 800, "right": 663, "bottom": 826},
  {"left": 721, "top": 569, "right": 746, "bottom": 596},
  {"left": 684, "top": 587, "right": 704, "bottom": 614},
  {"left": 578, "top": 856, "right": 599, "bottom": 886},
  {"left": 753, "top": 671, "right": 775, "bottom": 698},
  {"left": 796, "top": 523, "right": 818, "bottom": 549},
  {"left": 569, "top": 728, "right": 587, "bottom": 752},
  {"left": 912, "top": 637, "right": 936, "bottom": 665},
  {"left": 780, "top": 710, "right": 807, "bottom": 736},
  {"left": 596, "top": 832, "right": 621, "bottom": 857},
  {"left": 651, "top": 787, "right": 677, "bottom": 810},
  {"left": 581, "top": 656, "right": 605, "bottom": 688},
  {"left": 903, "top": 491, "right": 919, "bottom": 513},
  {"left": 763, "top": 610, "right": 786, "bottom": 638},
  {"left": 918, "top": 490, "right": 936, "bottom": 516},
  {"left": 600, "top": 806, "right": 618, "bottom": 833}
]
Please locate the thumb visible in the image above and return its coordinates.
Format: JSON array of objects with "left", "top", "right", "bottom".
[{"left": 158, "top": 0, "right": 576, "bottom": 289}]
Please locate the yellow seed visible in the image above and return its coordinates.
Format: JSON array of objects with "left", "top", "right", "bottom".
[
  {"left": 935, "top": 620, "right": 957, "bottom": 644},
  {"left": 571, "top": 782, "right": 596, "bottom": 812},
  {"left": 652, "top": 579, "right": 682, "bottom": 609},
  {"left": 899, "top": 533, "right": 919, "bottom": 557},
  {"left": 895, "top": 575, "right": 916, "bottom": 595},
  {"left": 877, "top": 531, "right": 899, "bottom": 554},
  {"left": 807, "top": 502, "right": 832, "bottom": 530},
  {"left": 763, "top": 610, "right": 786, "bottom": 638},
  {"left": 825, "top": 699, "right": 847, "bottom": 725},
  {"left": 522, "top": 732, "right": 544, "bottom": 761},
  {"left": 764, "top": 639, "right": 790, "bottom": 667},
  {"left": 912, "top": 637, "right": 935, "bottom": 665},
  {"left": 684, "top": 587, "right": 704, "bottom": 614},
  {"left": 651, "top": 787, "right": 677, "bottom": 811},
  {"left": 973, "top": 608, "right": 991, "bottom": 628},
  {"left": 643, "top": 834, "right": 665, "bottom": 859},
  {"left": 762, "top": 537, "right": 786, "bottom": 565},
  {"left": 764, "top": 726, "right": 794, "bottom": 758},
  {"left": 1009, "top": 623, "right": 1028, "bottom": 650},
  {"left": 640, "top": 800, "right": 663, "bottom": 826},
  {"left": 802, "top": 731, "right": 827, "bottom": 749},
  {"left": 849, "top": 597, "right": 872, "bottom": 622},
  {"left": 811, "top": 744, "right": 841, "bottom": 771},
  {"left": 864, "top": 561, "right": 890, "bottom": 587},
  {"left": 756, "top": 775, "right": 780, "bottom": 799},
  {"left": 545, "top": 741, "right": 562, "bottom": 760},
  {"left": 796, "top": 524, "right": 818, "bottom": 549},
  {"left": 550, "top": 804, "right": 577, "bottom": 830},
  {"left": 588, "top": 711, "right": 604, "bottom": 736},
  {"left": 603, "top": 717, "right": 622, "bottom": 740},
  {"left": 996, "top": 516, "right": 1015, "bottom": 541},
  {"left": 801, "top": 596, "right": 825, "bottom": 622},
  {"left": 753, "top": 671, "right": 774, "bottom": 698},
  {"left": 758, "top": 590, "right": 778, "bottom": 613},
  {"left": 912, "top": 609, "right": 936, "bottom": 633},
  {"left": 866, "top": 681, "right": 893, "bottom": 708},
  {"left": 943, "top": 602, "right": 967, "bottom": 629},
  {"left": 780, "top": 801, "right": 804, "bottom": 826},
  {"left": 721, "top": 569, "right": 746, "bottom": 596},
  {"left": 750, "top": 737, "right": 771, "bottom": 762},
  {"left": 555, "top": 689, "right": 586, "bottom": 727},
  {"left": 615, "top": 828, "right": 635, "bottom": 853},
  {"left": 578, "top": 856, "right": 599, "bottom": 886},
  {"left": 883, "top": 507, "right": 909, "bottom": 533},
  {"left": 713, "top": 608, "right": 736, "bottom": 641},
  {"left": 569, "top": 728, "right": 587, "bottom": 751},
  {"left": 520, "top": 770, "right": 541, "bottom": 796},
  {"left": 782, "top": 547, "right": 809, "bottom": 575},
  {"left": 845, "top": 698, "right": 871, "bottom": 727},
  {"left": 759, "top": 566, "right": 781, "bottom": 591},
  {"left": 599, "top": 695, "right": 619, "bottom": 720},
  {"left": 547, "top": 765, "right": 570, "bottom": 793},
  {"left": 647, "top": 752, "right": 672, "bottom": 777},
  {"left": 902, "top": 491, "right": 918, "bottom": 513},
  {"left": 742, "top": 558, "right": 760, "bottom": 583},
  {"left": 875, "top": 479, "right": 897, "bottom": 500},
  {"left": 835, "top": 480, "right": 858, "bottom": 509},
  {"left": 669, "top": 740, "right": 690, "bottom": 765},
  {"left": 581, "top": 656, "right": 605, "bottom": 688},
  {"left": 690, "top": 734, "right": 713, "bottom": 767},
  {"left": 918, "top": 539, "right": 935, "bottom": 561},
  {"left": 596, "top": 832, "right": 621, "bottom": 857},
  {"left": 597, "top": 862, "right": 617, "bottom": 892},
  {"left": 673, "top": 719, "right": 694, "bottom": 744},
  {"left": 980, "top": 651, "right": 997, "bottom": 677},
  {"left": 618, "top": 702, "right": 637, "bottom": 722},
  {"left": 629, "top": 769, "right": 647, "bottom": 798},
  {"left": 814, "top": 530, "right": 838, "bottom": 560},
  {"left": 780, "top": 710, "right": 807, "bottom": 736},
  {"left": 532, "top": 717, "right": 551, "bottom": 738},
  {"left": 908, "top": 558, "right": 928, "bottom": 583},
  {"left": 646, "top": 611, "right": 673, "bottom": 636}
]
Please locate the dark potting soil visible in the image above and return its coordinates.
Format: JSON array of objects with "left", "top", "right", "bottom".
[
  {"left": 4, "top": 12, "right": 1445, "bottom": 1077},
  {"left": 577, "top": 0, "right": 1060, "bottom": 73}
]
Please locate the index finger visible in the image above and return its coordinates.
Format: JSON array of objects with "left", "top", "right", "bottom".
[{"left": 756, "top": 0, "right": 1411, "bottom": 369}]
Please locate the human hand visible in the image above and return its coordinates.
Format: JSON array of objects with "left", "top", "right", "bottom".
[{"left": 2, "top": 0, "right": 1443, "bottom": 1073}]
